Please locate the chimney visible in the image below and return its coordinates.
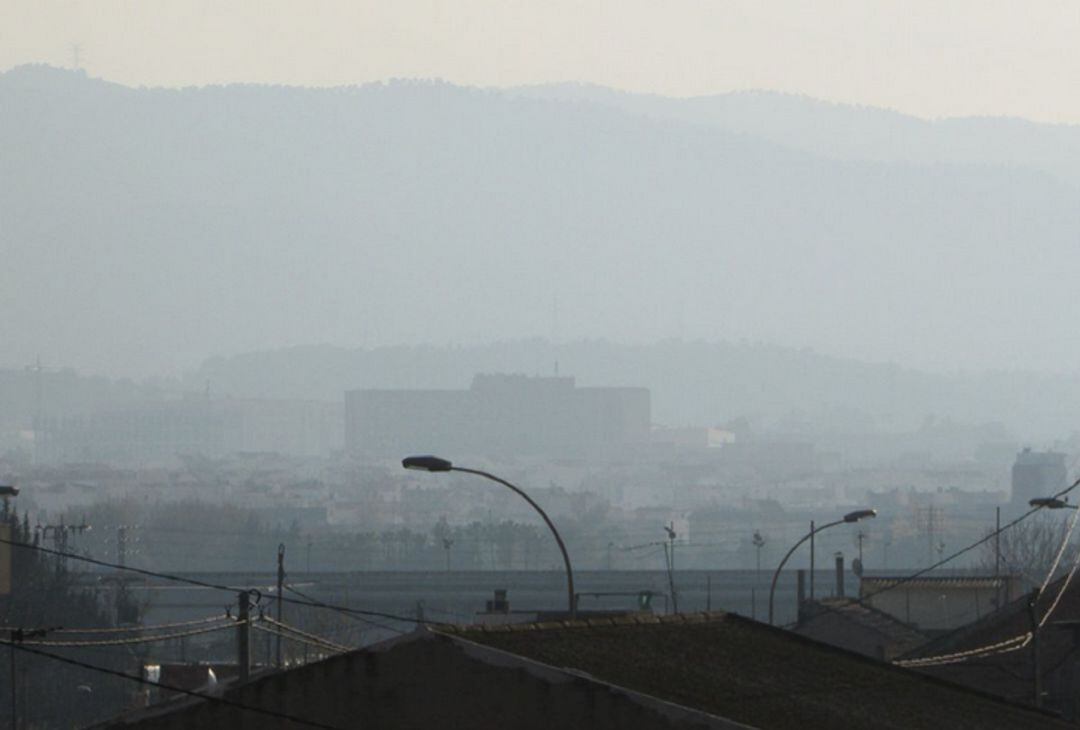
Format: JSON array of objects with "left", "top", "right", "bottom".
[{"left": 835, "top": 553, "right": 845, "bottom": 598}]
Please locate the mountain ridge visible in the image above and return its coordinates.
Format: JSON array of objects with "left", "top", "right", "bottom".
[{"left": 2, "top": 65, "right": 1076, "bottom": 379}]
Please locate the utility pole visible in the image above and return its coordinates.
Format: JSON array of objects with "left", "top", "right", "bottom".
[
  {"left": 10, "top": 628, "right": 17, "bottom": 730},
  {"left": 9, "top": 628, "right": 49, "bottom": 730},
  {"left": 306, "top": 536, "right": 313, "bottom": 573},
  {"left": 237, "top": 592, "right": 250, "bottom": 683},
  {"left": 117, "top": 526, "right": 127, "bottom": 567},
  {"left": 809, "top": 520, "right": 816, "bottom": 600},
  {"left": 276, "top": 545, "right": 285, "bottom": 669},
  {"left": 1029, "top": 587, "right": 1042, "bottom": 708},
  {"left": 38, "top": 519, "right": 90, "bottom": 570},
  {"left": 664, "top": 522, "right": 678, "bottom": 613},
  {"left": 995, "top": 506, "right": 1002, "bottom": 608},
  {"left": 442, "top": 538, "right": 453, "bottom": 572},
  {"left": 752, "top": 530, "right": 766, "bottom": 583}
]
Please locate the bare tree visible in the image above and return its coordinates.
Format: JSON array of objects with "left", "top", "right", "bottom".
[{"left": 980, "top": 514, "right": 1079, "bottom": 586}]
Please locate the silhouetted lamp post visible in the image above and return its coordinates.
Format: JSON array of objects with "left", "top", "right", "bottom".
[
  {"left": 1024, "top": 495, "right": 1076, "bottom": 707},
  {"left": 768, "top": 509, "right": 877, "bottom": 626},
  {"left": 403, "top": 455, "right": 576, "bottom": 618}
]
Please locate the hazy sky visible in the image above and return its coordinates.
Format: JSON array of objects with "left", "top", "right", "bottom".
[{"left": 4, "top": 0, "right": 1080, "bottom": 124}]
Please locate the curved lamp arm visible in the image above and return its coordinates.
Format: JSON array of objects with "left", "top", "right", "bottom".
[
  {"left": 767, "top": 519, "right": 843, "bottom": 626},
  {"left": 452, "top": 467, "right": 576, "bottom": 619}
]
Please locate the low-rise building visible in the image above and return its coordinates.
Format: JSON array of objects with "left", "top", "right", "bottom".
[{"left": 96, "top": 612, "right": 1071, "bottom": 730}]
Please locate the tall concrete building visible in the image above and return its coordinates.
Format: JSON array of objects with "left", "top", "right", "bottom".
[
  {"left": 345, "top": 374, "right": 650, "bottom": 461},
  {"left": 1011, "top": 448, "right": 1067, "bottom": 506}
]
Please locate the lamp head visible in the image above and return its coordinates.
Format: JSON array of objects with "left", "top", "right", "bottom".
[
  {"left": 0, "top": 485, "right": 18, "bottom": 497},
  {"left": 843, "top": 509, "right": 877, "bottom": 523},
  {"left": 402, "top": 455, "right": 453, "bottom": 472},
  {"left": 1030, "top": 497, "right": 1070, "bottom": 510}
]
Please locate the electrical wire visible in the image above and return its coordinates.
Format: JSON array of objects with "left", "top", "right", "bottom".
[
  {"left": 0, "top": 534, "right": 453, "bottom": 628},
  {"left": 0, "top": 614, "right": 230, "bottom": 635},
  {"left": 896, "top": 507, "right": 1080, "bottom": 668},
  {"left": 254, "top": 618, "right": 350, "bottom": 653},
  {"left": 0, "top": 639, "right": 346, "bottom": 730},
  {"left": 252, "top": 625, "right": 343, "bottom": 655},
  {"left": 283, "top": 584, "right": 409, "bottom": 635},
  {"left": 260, "top": 616, "right": 351, "bottom": 652},
  {"left": 21, "top": 620, "right": 239, "bottom": 648},
  {"left": 862, "top": 476, "right": 1080, "bottom": 605}
]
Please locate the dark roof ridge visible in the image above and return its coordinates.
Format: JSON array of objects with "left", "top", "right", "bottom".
[
  {"left": 449, "top": 610, "right": 1072, "bottom": 725},
  {"left": 436, "top": 609, "right": 729, "bottom": 634},
  {"left": 438, "top": 627, "right": 755, "bottom": 729},
  {"left": 805, "top": 597, "right": 927, "bottom": 642}
]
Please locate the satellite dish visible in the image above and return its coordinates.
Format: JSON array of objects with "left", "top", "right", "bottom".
[{"left": 852, "top": 558, "right": 864, "bottom": 577}]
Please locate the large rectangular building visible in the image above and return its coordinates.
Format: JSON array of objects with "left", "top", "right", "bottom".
[{"left": 345, "top": 374, "right": 650, "bottom": 461}]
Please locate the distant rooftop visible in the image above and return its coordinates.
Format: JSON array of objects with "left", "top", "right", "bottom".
[{"left": 448, "top": 611, "right": 1069, "bottom": 729}]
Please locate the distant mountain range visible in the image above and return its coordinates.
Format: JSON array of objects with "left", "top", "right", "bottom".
[
  {"left": 2, "top": 65, "right": 1078, "bottom": 382},
  {"left": 510, "top": 83, "right": 1080, "bottom": 186}
]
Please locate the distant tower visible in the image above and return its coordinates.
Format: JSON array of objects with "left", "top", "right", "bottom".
[{"left": 1011, "top": 448, "right": 1067, "bottom": 506}]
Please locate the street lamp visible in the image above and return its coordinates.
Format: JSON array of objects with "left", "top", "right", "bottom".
[
  {"left": 768, "top": 509, "right": 877, "bottom": 625},
  {"left": 403, "top": 455, "right": 576, "bottom": 618},
  {"left": 1025, "top": 494, "right": 1080, "bottom": 707},
  {"left": 1029, "top": 497, "right": 1078, "bottom": 510}
]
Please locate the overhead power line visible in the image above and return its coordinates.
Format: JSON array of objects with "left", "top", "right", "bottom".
[
  {"left": 861, "top": 477, "right": 1080, "bottom": 604},
  {"left": 21, "top": 620, "right": 238, "bottom": 648},
  {"left": 0, "top": 534, "right": 453, "bottom": 629},
  {"left": 255, "top": 617, "right": 351, "bottom": 653},
  {"left": 897, "top": 508, "right": 1080, "bottom": 668},
  {"left": 1, "top": 615, "right": 229, "bottom": 635},
  {"left": 283, "top": 584, "right": 409, "bottom": 635}
]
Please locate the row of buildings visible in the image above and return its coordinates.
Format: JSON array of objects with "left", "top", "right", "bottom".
[
  {"left": 26, "top": 374, "right": 651, "bottom": 465},
  {"left": 95, "top": 581, "right": 1080, "bottom": 729}
]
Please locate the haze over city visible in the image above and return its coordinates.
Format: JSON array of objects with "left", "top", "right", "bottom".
[{"left": 3, "top": 3, "right": 1080, "bottom": 728}]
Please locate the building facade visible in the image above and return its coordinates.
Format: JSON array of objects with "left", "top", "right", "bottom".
[{"left": 345, "top": 374, "right": 650, "bottom": 461}]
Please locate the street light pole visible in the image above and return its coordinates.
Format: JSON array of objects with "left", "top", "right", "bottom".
[
  {"left": 768, "top": 509, "right": 877, "bottom": 626},
  {"left": 1025, "top": 495, "right": 1079, "bottom": 706},
  {"left": 404, "top": 456, "right": 577, "bottom": 618}
]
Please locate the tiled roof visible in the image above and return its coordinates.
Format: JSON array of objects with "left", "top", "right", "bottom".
[
  {"left": 802, "top": 597, "right": 928, "bottom": 650},
  {"left": 445, "top": 611, "right": 1072, "bottom": 730}
]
